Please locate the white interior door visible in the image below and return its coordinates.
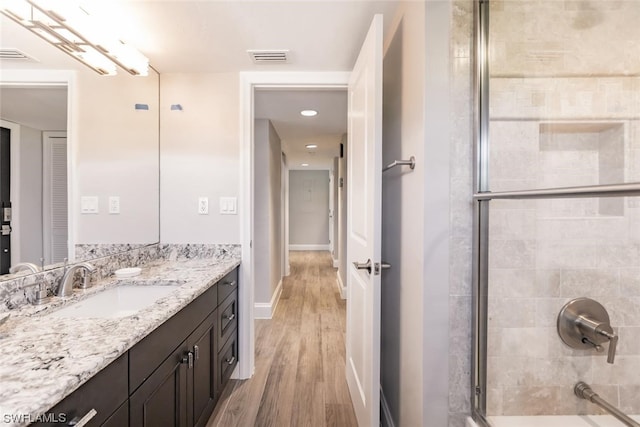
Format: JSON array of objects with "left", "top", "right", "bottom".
[{"left": 346, "top": 14, "right": 383, "bottom": 427}]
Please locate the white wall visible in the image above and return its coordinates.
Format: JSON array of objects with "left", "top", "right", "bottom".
[
  {"left": 380, "top": 2, "right": 428, "bottom": 426},
  {"left": 289, "top": 169, "right": 330, "bottom": 248},
  {"left": 75, "top": 69, "right": 159, "bottom": 245},
  {"left": 18, "top": 125, "right": 43, "bottom": 264},
  {"left": 160, "top": 73, "right": 240, "bottom": 244},
  {"left": 253, "top": 119, "right": 282, "bottom": 305},
  {"left": 422, "top": 2, "right": 452, "bottom": 426}
]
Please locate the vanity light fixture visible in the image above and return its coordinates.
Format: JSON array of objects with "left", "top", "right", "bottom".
[
  {"left": 1, "top": 0, "right": 149, "bottom": 76},
  {"left": 300, "top": 110, "right": 318, "bottom": 117},
  {"left": 305, "top": 144, "right": 318, "bottom": 149}
]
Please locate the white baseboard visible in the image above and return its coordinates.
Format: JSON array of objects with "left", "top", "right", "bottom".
[
  {"left": 332, "top": 258, "right": 339, "bottom": 268},
  {"left": 336, "top": 271, "right": 346, "bottom": 300},
  {"left": 380, "top": 388, "right": 395, "bottom": 427},
  {"left": 289, "top": 244, "right": 330, "bottom": 251},
  {"left": 254, "top": 279, "right": 283, "bottom": 319}
]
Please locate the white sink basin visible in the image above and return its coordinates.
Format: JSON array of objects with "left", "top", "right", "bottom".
[{"left": 48, "top": 285, "right": 180, "bottom": 319}]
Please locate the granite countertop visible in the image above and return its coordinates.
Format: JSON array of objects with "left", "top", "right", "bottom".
[{"left": 0, "top": 257, "right": 240, "bottom": 426}]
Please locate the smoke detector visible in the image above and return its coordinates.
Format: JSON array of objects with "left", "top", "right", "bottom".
[{"left": 247, "top": 50, "right": 289, "bottom": 64}]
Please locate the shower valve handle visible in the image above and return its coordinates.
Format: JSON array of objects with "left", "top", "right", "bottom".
[
  {"left": 598, "top": 329, "right": 618, "bottom": 364},
  {"left": 557, "top": 298, "right": 619, "bottom": 365}
]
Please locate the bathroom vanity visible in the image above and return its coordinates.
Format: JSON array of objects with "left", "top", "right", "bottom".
[{"left": 0, "top": 256, "right": 240, "bottom": 427}]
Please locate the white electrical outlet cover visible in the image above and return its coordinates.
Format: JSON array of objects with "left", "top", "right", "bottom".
[
  {"left": 198, "top": 197, "right": 209, "bottom": 214},
  {"left": 108, "top": 196, "right": 120, "bottom": 214}
]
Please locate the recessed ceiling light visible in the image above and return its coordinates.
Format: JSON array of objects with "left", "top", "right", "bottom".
[
  {"left": 305, "top": 144, "right": 318, "bottom": 149},
  {"left": 301, "top": 163, "right": 309, "bottom": 167},
  {"left": 300, "top": 110, "right": 318, "bottom": 117}
]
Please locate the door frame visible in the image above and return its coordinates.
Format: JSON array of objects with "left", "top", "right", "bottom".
[
  {"left": 0, "top": 120, "right": 20, "bottom": 266},
  {"left": 0, "top": 70, "right": 75, "bottom": 264},
  {"left": 238, "top": 71, "right": 350, "bottom": 378}
]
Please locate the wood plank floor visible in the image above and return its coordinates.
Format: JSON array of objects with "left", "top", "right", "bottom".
[{"left": 206, "top": 251, "right": 358, "bottom": 427}]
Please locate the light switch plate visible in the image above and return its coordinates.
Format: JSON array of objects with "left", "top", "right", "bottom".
[
  {"left": 108, "top": 196, "right": 120, "bottom": 214},
  {"left": 219, "top": 197, "right": 237, "bottom": 215},
  {"left": 198, "top": 197, "right": 209, "bottom": 215},
  {"left": 81, "top": 196, "right": 99, "bottom": 214}
]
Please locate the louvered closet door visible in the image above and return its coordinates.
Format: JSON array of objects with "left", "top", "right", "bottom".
[{"left": 43, "top": 132, "right": 68, "bottom": 264}]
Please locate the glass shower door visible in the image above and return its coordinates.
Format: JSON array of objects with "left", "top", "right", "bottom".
[{"left": 473, "top": 1, "right": 640, "bottom": 425}]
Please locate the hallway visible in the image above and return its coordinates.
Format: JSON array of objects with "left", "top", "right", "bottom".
[{"left": 207, "top": 251, "right": 357, "bottom": 427}]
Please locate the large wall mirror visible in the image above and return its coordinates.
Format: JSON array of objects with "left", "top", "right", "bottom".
[{"left": 0, "top": 14, "right": 160, "bottom": 278}]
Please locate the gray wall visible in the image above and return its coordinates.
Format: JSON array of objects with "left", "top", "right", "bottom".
[
  {"left": 19, "top": 125, "right": 43, "bottom": 264},
  {"left": 332, "top": 157, "right": 339, "bottom": 262},
  {"left": 254, "top": 119, "right": 282, "bottom": 304},
  {"left": 289, "top": 170, "right": 330, "bottom": 247},
  {"left": 338, "top": 134, "right": 348, "bottom": 289},
  {"left": 380, "top": 2, "right": 428, "bottom": 425}
]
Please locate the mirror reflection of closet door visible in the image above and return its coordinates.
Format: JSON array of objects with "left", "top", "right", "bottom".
[
  {"left": 0, "top": 127, "right": 10, "bottom": 274},
  {"left": 42, "top": 131, "right": 67, "bottom": 265}
]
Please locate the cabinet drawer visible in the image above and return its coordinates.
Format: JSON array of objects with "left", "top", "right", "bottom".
[
  {"left": 32, "top": 353, "right": 128, "bottom": 427},
  {"left": 217, "top": 291, "right": 237, "bottom": 352},
  {"left": 129, "top": 283, "right": 217, "bottom": 394},
  {"left": 217, "top": 268, "right": 238, "bottom": 308},
  {"left": 217, "top": 330, "right": 238, "bottom": 392}
]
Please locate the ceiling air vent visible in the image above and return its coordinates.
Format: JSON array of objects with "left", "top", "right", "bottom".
[
  {"left": 248, "top": 50, "right": 289, "bottom": 64},
  {"left": 0, "top": 48, "right": 37, "bottom": 61}
]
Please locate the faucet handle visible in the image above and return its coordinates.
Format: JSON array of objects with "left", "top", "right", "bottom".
[{"left": 598, "top": 328, "right": 618, "bottom": 364}]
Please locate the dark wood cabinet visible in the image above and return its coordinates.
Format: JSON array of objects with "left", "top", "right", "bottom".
[
  {"left": 129, "top": 283, "right": 218, "bottom": 394},
  {"left": 31, "top": 266, "right": 239, "bottom": 427},
  {"left": 187, "top": 311, "right": 218, "bottom": 427},
  {"left": 130, "top": 342, "right": 190, "bottom": 427},
  {"left": 102, "top": 402, "right": 129, "bottom": 427},
  {"left": 32, "top": 353, "right": 128, "bottom": 427}
]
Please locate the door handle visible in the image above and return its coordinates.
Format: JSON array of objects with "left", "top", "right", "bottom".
[
  {"left": 181, "top": 351, "right": 194, "bottom": 369},
  {"left": 353, "top": 259, "right": 372, "bottom": 274}
]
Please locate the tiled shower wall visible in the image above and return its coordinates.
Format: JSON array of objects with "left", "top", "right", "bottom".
[
  {"left": 486, "top": 75, "right": 640, "bottom": 415},
  {"left": 448, "top": 0, "right": 474, "bottom": 426}
]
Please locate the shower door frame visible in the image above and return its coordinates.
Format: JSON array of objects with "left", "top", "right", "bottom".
[{"left": 470, "top": 1, "right": 640, "bottom": 425}]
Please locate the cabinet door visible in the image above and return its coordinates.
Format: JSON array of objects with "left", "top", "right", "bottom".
[
  {"left": 188, "top": 311, "right": 218, "bottom": 427},
  {"left": 130, "top": 342, "right": 190, "bottom": 427}
]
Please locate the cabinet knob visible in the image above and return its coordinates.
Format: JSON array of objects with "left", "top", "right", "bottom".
[
  {"left": 193, "top": 345, "right": 200, "bottom": 361},
  {"left": 222, "top": 280, "right": 236, "bottom": 287},
  {"left": 225, "top": 356, "right": 236, "bottom": 366},
  {"left": 223, "top": 313, "right": 235, "bottom": 321}
]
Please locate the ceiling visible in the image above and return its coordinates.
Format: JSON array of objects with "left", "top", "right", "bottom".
[
  {"left": 255, "top": 89, "right": 346, "bottom": 169},
  {"left": 0, "top": 87, "right": 67, "bottom": 130},
  {"left": 1, "top": 1, "right": 400, "bottom": 73},
  {"left": 0, "top": 1, "right": 400, "bottom": 166}
]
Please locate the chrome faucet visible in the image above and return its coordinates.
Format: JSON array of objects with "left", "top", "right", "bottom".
[
  {"left": 9, "top": 262, "right": 41, "bottom": 274},
  {"left": 57, "top": 262, "right": 96, "bottom": 297}
]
